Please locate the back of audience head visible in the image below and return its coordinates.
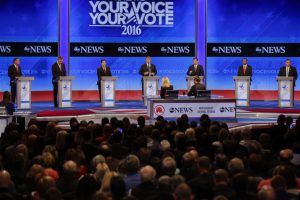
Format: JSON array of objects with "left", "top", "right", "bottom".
[
  {"left": 174, "top": 183, "right": 193, "bottom": 200},
  {"left": 140, "top": 165, "right": 156, "bottom": 183}
]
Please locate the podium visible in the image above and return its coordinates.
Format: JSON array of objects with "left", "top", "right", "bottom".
[
  {"left": 16, "top": 76, "right": 34, "bottom": 109},
  {"left": 101, "top": 76, "right": 117, "bottom": 107},
  {"left": 233, "top": 76, "right": 251, "bottom": 106},
  {"left": 57, "top": 76, "right": 75, "bottom": 108},
  {"left": 186, "top": 76, "right": 204, "bottom": 90},
  {"left": 276, "top": 77, "right": 294, "bottom": 107},
  {"left": 143, "top": 76, "right": 160, "bottom": 105}
]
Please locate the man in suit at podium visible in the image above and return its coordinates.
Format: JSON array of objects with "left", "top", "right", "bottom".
[
  {"left": 187, "top": 57, "right": 204, "bottom": 76},
  {"left": 278, "top": 59, "right": 298, "bottom": 87},
  {"left": 52, "top": 56, "right": 67, "bottom": 107},
  {"left": 8, "top": 58, "right": 22, "bottom": 103},
  {"left": 139, "top": 56, "right": 157, "bottom": 94},
  {"left": 97, "top": 59, "right": 112, "bottom": 101},
  {"left": 237, "top": 58, "right": 252, "bottom": 77}
]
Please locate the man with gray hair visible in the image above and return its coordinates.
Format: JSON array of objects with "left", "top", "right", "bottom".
[
  {"left": 131, "top": 165, "right": 158, "bottom": 199},
  {"left": 161, "top": 156, "right": 177, "bottom": 177}
]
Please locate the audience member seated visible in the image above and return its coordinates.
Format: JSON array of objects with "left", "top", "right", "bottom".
[{"left": 0, "top": 91, "right": 15, "bottom": 115}]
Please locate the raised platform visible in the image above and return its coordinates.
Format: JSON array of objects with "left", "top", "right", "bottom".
[{"left": 13, "top": 100, "right": 300, "bottom": 124}]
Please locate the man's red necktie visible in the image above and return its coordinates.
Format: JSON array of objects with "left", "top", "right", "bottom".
[{"left": 243, "top": 67, "right": 246, "bottom": 75}]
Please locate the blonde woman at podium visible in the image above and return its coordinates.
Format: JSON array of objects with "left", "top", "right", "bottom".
[{"left": 160, "top": 77, "right": 173, "bottom": 98}]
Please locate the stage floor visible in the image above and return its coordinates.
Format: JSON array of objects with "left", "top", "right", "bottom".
[{"left": 13, "top": 100, "right": 300, "bottom": 125}]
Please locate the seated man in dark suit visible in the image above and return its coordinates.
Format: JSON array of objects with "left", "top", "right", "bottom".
[
  {"left": 160, "top": 77, "right": 173, "bottom": 98},
  {"left": 188, "top": 76, "right": 205, "bottom": 96}
]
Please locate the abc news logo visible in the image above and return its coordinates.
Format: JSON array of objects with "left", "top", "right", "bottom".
[
  {"left": 161, "top": 46, "right": 190, "bottom": 54},
  {"left": 117, "top": 46, "right": 147, "bottom": 54},
  {"left": 169, "top": 107, "right": 193, "bottom": 114},
  {"left": 208, "top": 43, "right": 295, "bottom": 56},
  {"left": 0, "top": 46, "right": 11, "bottom": 54},
  {"left": 24, "top": 45, "right": 52, "bottom": 54},
  {"left": 219, "top": 107, "right": 235, "bottom": 113},
  {"left": 73, "top": 45, "right": 104, "bottom": 54},
  {"left": 255, "top": 46, "right": 286, "bottom": 54},
  {"left": 212, "top": 46, "right": 242, "bottom": 54}
]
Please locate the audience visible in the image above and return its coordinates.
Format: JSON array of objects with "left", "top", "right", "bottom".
[{"left": 0, "top": 114, "right": 300, "bottom": 200}]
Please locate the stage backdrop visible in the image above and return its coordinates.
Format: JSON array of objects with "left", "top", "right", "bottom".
[
  {"left": 0, "top": 0, "right": 58, "bottom": 92},
  {"left": 70, "top": 0, "right": 200, "bottom": 97},
  {"left": 207, "top": 0, "right": 300, "bottom": 99}
]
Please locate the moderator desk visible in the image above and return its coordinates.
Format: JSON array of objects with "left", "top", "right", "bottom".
[{"left": 147, "top": 96, "right": 236, "bottom": 123}]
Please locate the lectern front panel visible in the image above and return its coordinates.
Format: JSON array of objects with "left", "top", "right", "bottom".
[{"left": 61, "top": 80, "right": 72, "bottom": 107}]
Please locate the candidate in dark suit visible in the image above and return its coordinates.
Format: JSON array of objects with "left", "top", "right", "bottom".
[
  {"left": 237, "top": 58, "right": 253, "bottom": 77},
  {"left": 187, "top": 57, "right": 204, "bottom": 76},
  {"left": 160, "top": 77, "right": 173, "bottom": 98},
  {"left": 97, "top": 59, "right": 112, "bottom": 101},
  {"left": 52, "top": 56, "right": 67, "bottom": 107},
  {"left": 278, "top": 59, "right": 298, "bottom": 87},
  {"left": 188, "top": 76, "right": 206, "bottom": 96},
  {"left": 8, "top": 58, "right": 22, "bottom": 103},
  {"left": 139, "top": 56, "right": 157, "bottom": 94}
]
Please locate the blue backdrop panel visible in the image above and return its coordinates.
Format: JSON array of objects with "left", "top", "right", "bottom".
[
  {"left": 70, "top": 0, "right": 197, "bottom": 91},
  {"left": 207, "top": 0, "right": 300, "bottom": 90},
  {"left": 0, "top": 0, "right": 58, "bottom": 91}
]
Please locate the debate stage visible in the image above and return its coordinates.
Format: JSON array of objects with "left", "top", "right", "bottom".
[{"left": 12, "top": 100, "right": 300, "bottom": 127}]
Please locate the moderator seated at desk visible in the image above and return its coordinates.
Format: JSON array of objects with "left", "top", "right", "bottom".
[
  {"left": 188, "top": 76, "right": 205, "bottom": 96},
  {"left": 160, "top": 77, "right": 174, "bottom": 98}
]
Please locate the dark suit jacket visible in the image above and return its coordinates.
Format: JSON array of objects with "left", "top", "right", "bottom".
[
  {"left": 139, "top": 63, "right": 157, "bottom": 76},
  {"left": 278, "top": 66, "right": 298, "bottom": 86},
  {"left": 187, "top": 64, "right": 204, "bottom": 76},
  {"left": 188, "top": 83, "right": 206, "bottom": 96},
  {"left": 237, "top": 65, "right": 252, "bottom": 76},
  {"left": 8, "top": 64, "right": 22, "bottom": 85},
  {"left": 52, "top": 62, "right": 66, "bottom": 83},
  {"left": 97, "top": 66, "right": 112, "bottom": 85},
  {"left": 160, "top": 85, "right": 173, "bottom": 98}
]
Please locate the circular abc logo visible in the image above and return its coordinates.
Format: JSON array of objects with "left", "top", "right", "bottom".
[{"left": 154, "top": 105, "right": 165, "bottom": 116}]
